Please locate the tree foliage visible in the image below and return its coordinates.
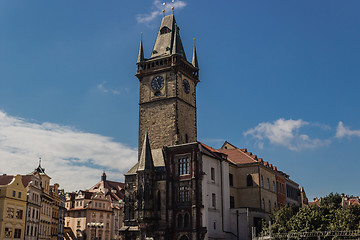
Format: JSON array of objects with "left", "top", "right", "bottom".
[{"left": 263, "top": 193, "right": 360, "bottom": 235}]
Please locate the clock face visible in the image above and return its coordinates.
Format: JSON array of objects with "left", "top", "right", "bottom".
[
  {"left": 183, "top": 79, "right": 190, "bottom": 94},
  {"left": 151, "top": 76, "right": 164, "bottom": 91}
]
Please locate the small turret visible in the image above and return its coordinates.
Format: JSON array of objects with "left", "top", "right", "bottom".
[
  {"left": 137, "top": 132, "right": 154, "bottom": 171},
  {"left": 101, "top": 171, "right": 107, "bottom": 181},
  {"left": 137, "top": 33, "right": 145, "bottom": 63},
  {"left": 192, "top": 39, "right": 199, "bottom": 68}
]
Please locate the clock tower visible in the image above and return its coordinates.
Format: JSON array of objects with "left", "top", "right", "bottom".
[{"left": 136, "top": 14, "right": 199, "bottom": 154}]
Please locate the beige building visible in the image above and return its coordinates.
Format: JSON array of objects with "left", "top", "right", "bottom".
[
  {"left": 50, "top": 183, "right": 61, "bottom": 239},
  {"left": 217, "top": 141, "right": 302, "bottom": 239},
  {"left": 65, "top": 173, "right": 124, "bottom": 240},
  {"left": 23, "top": 172, "right": 42, "bottom": 240},
  {"left": 0, "top": 174, "right": 27, "bottom": 239}
]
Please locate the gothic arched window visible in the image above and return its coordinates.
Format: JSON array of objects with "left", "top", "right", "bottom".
[
  {"left": 184, "top": 213, "right": 190, "bottom": 228},
  {"left": 247, "top": 174, "right": 253, "bottom": 187},
  {"left": 177, "top": 214, "right": 183, "bottom": 228},
  {"left": 157, "top": 191, "right": 161, "bottom": 211},
  {"left": 160, "top": 26, "right": 171, "bottom": 34},
  {"left": 269, "top": 200, "right": 271, "bottom": 212}
]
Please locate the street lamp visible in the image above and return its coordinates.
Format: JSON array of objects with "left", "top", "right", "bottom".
[{"left": 87, "top": 222, "right": 104, "bottom": 240}]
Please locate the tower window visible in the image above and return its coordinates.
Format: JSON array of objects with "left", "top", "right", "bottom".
[
  {"left": 179, "top": 186, "right": 189, "bottom": 202},
  {"left": 179, "top": 157, "right": 190, "bottom": 175},
  {"left": 247, "top": 174, "right": 253, "bottom": 187},
  {"left": 273, "top": 181, "right": 276, "bottom": 192},
  {"left": 212, "top": 193, "right": 216, "bottom": 208},
  {"left": 262, "top": 198, "right": 265, "bottom": 209},
  {"left": 230, "top": 196, "right": 235, "bottom": 208},
  {"left": 184, "top": 213, "right": 190, "bottom": 228},
  {"left": 229, "top": 173, "right": 233, "bottom": 186},
  {"left": 177, "top": 214, "right": 183, "bottom": 228},
  {"left": 269, "top": 200, "right": 271, "bottom": 212},
  {"left": 160, "top": 26, "right": 171, "bottom": 34},
  {"left": 185, "top": 134, "right": 189, "bottom": 143},
  {"left": 157, "top": 191, "right": 161, "bottom": 210},
  {"left": 211, "top": 167, "right": 215, "bottom": 181}
]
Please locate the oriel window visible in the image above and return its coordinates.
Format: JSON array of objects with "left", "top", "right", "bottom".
[
  {"left": 178, "top": 157, "right": 190, "bottom": 175},
  {"left": 179, "top": 186, "right": 190, "bottom": 202}
]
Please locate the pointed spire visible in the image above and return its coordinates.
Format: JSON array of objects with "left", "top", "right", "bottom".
[
  {"left": 36, "top": 157, "right": 45, "bottom": 174},
  {"left": 171, "top": 23, "right": 178, "bottom": 55},
  {"left": 137, "top": 132, "right": 154, "bottom": 171},
  {"left": 137, "top": 33, "right": 144, "bottom": 63},
  {"left": 101, "top": 171, "right": 107, "bottom": 181},
  {"left": 192, "top": 38, "right": 199, "bottom": 68},
  {"left": 150, "top": 14, "right": 186, "bottom": 59}
]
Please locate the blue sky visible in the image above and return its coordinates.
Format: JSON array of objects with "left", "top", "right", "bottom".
[{"left": 0, "top": 0, "right": 359, "bottom": 199}]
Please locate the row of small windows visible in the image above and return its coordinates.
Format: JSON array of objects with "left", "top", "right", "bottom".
[
  {"left": 179, "top": 157, "right": 190, "bottom": 175},
  {"left": 11, "top": 190, "right": 22, "bottom": 198},
  {"left": 31, "top": 192, "right": 40, "bottom": 203},
  {"left": 277, "top": 181, "right": 285, "bottom": 194},
  {"left": 40, "top": 225, "right": 50, "bottom": 236},
  {"left": 28, "top": 207, "right": 39, "bottom": 220},
  {"left": 91, "top": 212, "right": 111, "bottom": 219},
  {"left": 179, "top": 186, "right": 190, "bottom": 203},
  {"left": 260, "top": 175, "right": 276, "bottom": 192},
  {"left": 41, "top": 205, "right": 51, "bottom": 216},
  {"left": 4, "top": 228, "right": 21, "bottom": 238},
  {"left": 177, "top": 213, "right": 190, "bottom": 229},
  {"left": 6, "top": 207, "right": 23, "bottom": 219},
  {"left": 262, "top": 198, "right": 277, "bottom": 212},
  {"left": 229, "top": 173, "right": 290, "bottom": 197},
  {"left": 286, "top": 184, "right": 299, "bottom": 200},
  {"left": 26, "top": 225, "right": 37, "bottom": 237}
]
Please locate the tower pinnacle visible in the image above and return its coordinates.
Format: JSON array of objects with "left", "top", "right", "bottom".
[
  {"left": 137, "top": 132, "right": 154, "bottom": 171},
  {"left": 137, "top": 33, "right": 144, "bottom": 63},
  {"left": 192, "top": 38, "right": 199, "bottom": 68}
]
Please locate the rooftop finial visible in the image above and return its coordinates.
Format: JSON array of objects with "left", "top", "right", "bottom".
[
  {"left": 162, "top": 2, "right": 166, "bottom": 17},
  {"left": 172, "top": 0, "right": 175, "bottom": 14},
  {"left": 39, "top": 157, "right": 41, "bottom": 166}
]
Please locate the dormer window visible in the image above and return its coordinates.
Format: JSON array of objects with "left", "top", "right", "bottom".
[{"left": 160, "top": 26, "right": 171, "bottom": 34}]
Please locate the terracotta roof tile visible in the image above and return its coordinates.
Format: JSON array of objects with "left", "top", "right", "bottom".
[
  {"left": 217, "top": 149, "right": 258, "bottom": 164},
  {"left": 0, "top": 175, "right": 14, "bottom": 185}
]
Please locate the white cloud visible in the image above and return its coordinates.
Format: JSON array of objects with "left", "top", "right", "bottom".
[
  {"left": 0, "top": 111, "right": 137, "bottom": 191},
  {"left": 336, "top": 121, "right": 360, "bottom": 138},
  {"left": 244, "top": 118, "right": 329, "bottom": 151},
  {"left": 137, "top": 0, "right": 187, "bottom": 24},
  {"left": 97, "top": 81, "right": 120, "bottom": 95}
]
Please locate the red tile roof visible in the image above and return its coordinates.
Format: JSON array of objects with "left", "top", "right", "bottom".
[{"left": 0, "top": 175, "right": 14, "bottom": 185}]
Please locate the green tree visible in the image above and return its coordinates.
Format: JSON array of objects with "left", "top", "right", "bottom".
[{"left": 264, "top": 193, "right": 360, "bottom": 235}]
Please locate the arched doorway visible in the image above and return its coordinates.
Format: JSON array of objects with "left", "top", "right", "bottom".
[{"left": 179, "top": 235, "right": 189, "bottom": 240}]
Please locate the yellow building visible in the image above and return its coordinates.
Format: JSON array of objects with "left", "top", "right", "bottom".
[{"left": 0, "top": 174, "right": 27, "bottom": 239}]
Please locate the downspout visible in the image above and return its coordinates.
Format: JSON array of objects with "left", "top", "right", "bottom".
[{"left": 237, "top": 210, "right": 240, "bottom": 240}]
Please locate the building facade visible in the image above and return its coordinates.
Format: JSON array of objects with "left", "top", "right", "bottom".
[
  {"left": 65, "top": 173, "right": 124, "bottom": 240},
  {"left": 120, "top": 12, "right": 306, "bottom": 240},
  {"left": 23, "top": 172, "right": 42, "bottom": 240},
  {"left": 0, "top": 174, "right": 27, "bottom": 240}
]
